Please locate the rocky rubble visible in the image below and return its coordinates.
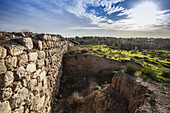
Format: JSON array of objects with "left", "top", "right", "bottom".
[{"left": 0, "top": 32, "right": 73, "bottom": 113}]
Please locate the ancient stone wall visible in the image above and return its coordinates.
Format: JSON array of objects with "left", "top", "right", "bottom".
[{"left": 0, "top": 33, "right": 72, "bottom": 113}]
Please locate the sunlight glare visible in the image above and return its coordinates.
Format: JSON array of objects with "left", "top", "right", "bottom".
[{"left": 130, "top": 1, "right": 158, "bottom": 29}]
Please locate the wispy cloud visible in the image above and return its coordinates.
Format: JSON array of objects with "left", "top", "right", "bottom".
[
  {"left": 65, "top": 0, "right": 170, "bottom": 31},
  {"left": 0, "top": 0, "right": 170, "bottom": 37}
]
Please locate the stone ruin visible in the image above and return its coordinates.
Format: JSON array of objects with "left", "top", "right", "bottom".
[{"left": 0, "top": 32, "right": 73, "bottom": 113}]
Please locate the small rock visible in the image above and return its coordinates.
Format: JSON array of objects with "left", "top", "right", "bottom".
[
  {"left": 37, "top": 60, "right": 45, "bottom": 68},
  {"left": 4, "top": 71, "right": 14, "bottom": 87},
  {"left": 18, "top": 37, "right": 33, "bottom": 49},
  {"left": 37, "top": 34, "right": 51, "bottom": 41},
  {"left": 12, "top": 106, "right": 24, "bottom": 113},
  {"left": 7, "top": 45, "right": 25, "bottom": 56},
  {"left": 33, "top": 40, "right": 42, "bottom": 50},
  {"left": 0, "top": 46, "right": 7, "bottom": 58},
  {"left": 28, "top": 52, "right": 38, "bottom": 61},
  {"left": 0, "top": 101, "right": 11, "bottom": 113},
  {"left": 39, "top": 71, "right": 46, "bottom": 81},
  {"left": 28, "top": 79, "right": 37, "bottom": 91},
  {"left": 37, "top": 51, "right": 45, "bottom": 59},
  {"left": 30, "top": 94, "right": 45, "bottom": 111},
  {"left": 0, "top": 59, "right": 7, "bottom": 74},
  {"left": 11, "top": 87, "right": 28, "bottom": 108},
  {"left": 26, "top": 63, "right": 36, "bottom": 73},
  {"left": 1, "top": 87, "right": 12, "bottom": 100},
  {"left": 18, "top": 53, "right": 28, "bottom": 66},
  {"left": 32, "top": 69, "right": 41, "bottom": 79},
  {"left": 5, "top": 56, "right": 17, "bottom": 70},
  {"left": 12, "top": 82, "right": 23, "bottom": 93},
  {"left": 17, "top": 66, "right": 27, "bottom": 79}
]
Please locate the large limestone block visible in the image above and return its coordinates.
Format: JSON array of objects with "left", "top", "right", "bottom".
[
  {"left": 0, "top": 46, "right": 7, "bottom": 58},
  {"left": 30, "top": 94, "right": 45, "bottom": 111},
  {"left": 1, "top": 87, "right": 12, "bottom": 100},
  {"left": 8, "top": 45, "right": 25, "bottom": 56},
  {"left": 28, "top": 52, "right": 38, "bottom": 61},
  {"left": 0, "top": 59, "right": 7, "bottom": 74},
  {"left": 33, "top": 40, "right": 42, "bottom": 50},
  {"left": 18, "top": 37, "right": 33, "bottom": 49},
  {"left": 17, "top": 66, "right": 27, "bottom": 79},
  {"left": 11, "top": 87, "right": 28, "bottom": 108},
  {"left": 0, "top": 101, "right": 11, "bottom": 113},
  {"left": 18, "top": 53, "right": 28, "bottom": 66},
  {"left": 37, "top": 51, "right": 45, "bottom": 59},
  {"left": 26, "top": 63, "right": 36, "bottom": 73},
  {"left": 28, "top": 79, "right": 37, "bottom": 91},
  {"left": 4, "top": 71, "right": 14, "bottom": 87},
  {"left": 51, "top": 36, "right": 60, "bottom": 41},
  {"left": 37, "top": 60, "right": 45, "bottom": 68},
  {"left": 13, "top": 82, "right": 23, "bottom": 93},
  {"left": 37, "top": 34, "right": 51, "bottom": 41},
  {"left": 5, "top": 56, "right": 17, "bottom": 70},
  {"left": 39, "top": 70, "right": 46, "bottom": 81}
]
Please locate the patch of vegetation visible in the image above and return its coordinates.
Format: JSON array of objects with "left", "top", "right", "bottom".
[
  {"left": 123, "top": 64, "right": 140, "bottom": 75},
  {"left": 150, "top": 94, "right": 157, "bottom": 102},
  {"left": 161, "top": 69, "right": 170, "bottom": 78},
  {"left": 141, "top": 68, "right": 157, "bottom": 81},
  {"left": 94, "top": 85, "right": 101, "bottom": 90},
  {"left": 69, "top": 44, "right": 170, "bottom": 88},
  {"left": 95, "top": 73, "right": 114, "bottom": 86}
]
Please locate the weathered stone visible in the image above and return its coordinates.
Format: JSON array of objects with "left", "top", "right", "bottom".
[
  {"left": 11, "top": 87, "right": 28, "bottom": 108},
  {"left": 4, "top": 71, "right": 14, "bottom": 87},
  {"left": 12, "top": 106, "right": 24, "bottom": 113},
  {"left": 32, "top": 69, "right": 41, "bottom": 79},
  {"left": 0, "top": 59, "right": 7, "bottom": 74},
  {"left": 18, "top": 38, "right": 33, "bottom": 49},
  {"left": 38, "top": 34, "right": 51, "bottom": 41},
  {"left": 12, "top": 82, "right": 23, "bottom": 93},
  {"left": 5, "top": 56, "right": 17, "bottom": 70},
  {"left": 26, "top": 92, "right": 34, "bottom": 105},
  {"left": 0, "top": 46, "right": 7, "bottom": 58},
  {"left": 37, "top": 60, "right": 45, "bottom": 68},
  {"left": 30, "top": 94, "right": 45, "bottom": 111},
  {"left": 18, "top": 53, "right": 28, "bottom": 66},
  {"left": 39, "top": 71, "right": 46, "bottom": 81},
  {"left": 28, "top": 79, "right": 37, "bottom": 91},
  {"left": 26, "top": 63, "right": 36, "bottom": 73},
  {"left": 42, "top": 41, "right": 48, "bottom": 49},
  {"left": 22, "top": 78, "right": 27, "bottom": 87},
  {"left": 0, "top": 101, "right": 11, "bottom": 113},
  {"left": 51, "top": 36, "right": 60, "bottom": 41},
  {"left": 47, "top": 41, "right": 52, "bottom": 48},
  {"left": 17, "top": 66, "right": 27, "bottom": 79},
  {"left": 1, "top": 87, "right": 12, "bottom": 100},
  {"left": 28, "top": 52, "right": 38, "bottom": 61},
  {"left": 33, "top": 40, "right": 42, "bottom": 50},
  {"left": 24, "top": 109, "right": 29, "bottom": 113},
  {"left": 8, "top": 45, "right": 25, "bottom": 56},
  {"left": 37, "top": 51, "right": 45, "bottom": 59}
]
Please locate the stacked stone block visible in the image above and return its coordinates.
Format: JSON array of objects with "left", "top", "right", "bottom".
[{"left": 0, "top": 33, "right": 72, "bottom": 113}]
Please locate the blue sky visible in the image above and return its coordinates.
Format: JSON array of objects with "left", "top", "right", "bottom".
[{"left": 0, "top": 0, "right": 170, "bottom": 37}]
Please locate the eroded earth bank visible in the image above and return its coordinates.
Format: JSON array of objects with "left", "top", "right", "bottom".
[{"left": 53, "top": 54, "right": 170, "bottom": 113}]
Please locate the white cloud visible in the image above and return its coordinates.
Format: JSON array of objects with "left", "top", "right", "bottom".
[{"left": 66, "top": 0, "right": 170, "bottom": 31}]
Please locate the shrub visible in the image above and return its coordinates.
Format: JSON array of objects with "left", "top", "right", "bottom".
[
  {"left": 123, "top": 64, "right": 140, "bottom": 75},
  {"left": 141, "top": 68, "right": 157, "bottom": 81},
  {"left": 161, "top": 69, "right": 170, "bottom": 78}
]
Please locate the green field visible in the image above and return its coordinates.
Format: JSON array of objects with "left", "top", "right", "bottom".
[{"left": 72, "top": 45, "right": 170, "bottom": 87}]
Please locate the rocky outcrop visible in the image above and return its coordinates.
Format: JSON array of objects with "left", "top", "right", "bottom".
[
  {"left": 0, "top": 32, "right": 73, "bottom": 113},
  {"left": 112, "top": 71, "right": 169, "bottom": 113}
]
